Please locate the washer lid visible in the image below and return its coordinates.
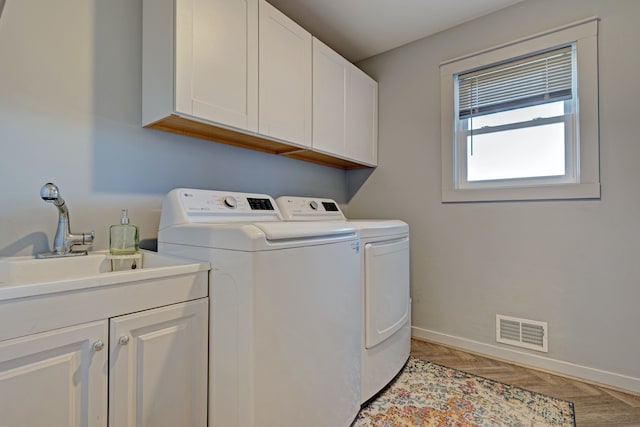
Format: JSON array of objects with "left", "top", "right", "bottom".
[
  {"left": 158, "top": 221, "right": 357, "bottom": 251},
  {"left": 350, "top": 220, "right": 409, "bottom": 238},
  {"left": 253, "top": 221, "right": 355, "bottom": 240}
]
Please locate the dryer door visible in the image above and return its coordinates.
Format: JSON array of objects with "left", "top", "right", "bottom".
[{"left": 364, "top": 237, "right": 410, "bottom": 349}]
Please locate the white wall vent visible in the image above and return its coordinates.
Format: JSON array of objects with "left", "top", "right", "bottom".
[{"left": 496, "top": 314, "right": 548, "bottom": 352}]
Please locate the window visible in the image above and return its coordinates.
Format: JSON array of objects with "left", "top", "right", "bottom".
[{"left": 440, "top": 18, "right": 600, "bottom": 202}]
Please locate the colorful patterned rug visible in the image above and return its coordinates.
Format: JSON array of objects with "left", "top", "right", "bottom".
[{"left": 353, "top": 357, "right": 575, "bottom": 427}]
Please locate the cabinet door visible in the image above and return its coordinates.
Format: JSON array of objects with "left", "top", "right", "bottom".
[
  {"left": 109, "top": 299, "right": 208, "bottom": 427},
  {"left": 312, "top": 37, "right": 349, "bottom": 157},
  {"left": 0, "top": 321, "right": 108, "bottom": 427},
  {"left": 175, "top": 0, "right": 258, "bottom": 131},
  {"left": 258, "top": 0, "right": 312, "bottom": 147},
  {"left": 348, "top": 66, "right": 378, "bottom": 166}
]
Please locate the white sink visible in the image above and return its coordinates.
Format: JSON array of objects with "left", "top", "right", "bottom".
[
  {"left": 1, "top": 253, "right": 112, "bottom": 285},
  {"left": 0, "top": 250, "right": 210, "bottom": 301}
]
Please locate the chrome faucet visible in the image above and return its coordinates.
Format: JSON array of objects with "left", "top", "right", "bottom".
[{"left": 37, "top": 183, "right": 95, "bottom": 258}]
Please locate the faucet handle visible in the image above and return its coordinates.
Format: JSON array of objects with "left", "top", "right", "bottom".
[{"left": 83, "top": 231, "right": 95, "bottom": 245}]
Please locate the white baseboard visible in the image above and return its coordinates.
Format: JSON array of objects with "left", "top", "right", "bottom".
[{"left": 412, "top": 326, "right": 640, "bottom": 395}]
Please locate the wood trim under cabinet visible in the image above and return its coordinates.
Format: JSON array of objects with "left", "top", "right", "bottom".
[
  {"left": 145, "top": 114, "right": 373, "bottom": 170},
  {"left": 282, "top": 149, "right": 371, "bottom": 170}
]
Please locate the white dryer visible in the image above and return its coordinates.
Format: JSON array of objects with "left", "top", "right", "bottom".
[
  {"left": 158, "top": 189, "right": 361, "bottom": 427},
  {"left": 276, "top": 196, "right": 410, "bottom": 404}
]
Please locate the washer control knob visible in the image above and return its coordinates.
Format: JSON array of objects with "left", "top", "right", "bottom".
[
  {"left": 224, "top": 196, "right": 237, "bottom": 209},
  {"left": 309, "top": 200, "right": 318, "bottom": 210}
]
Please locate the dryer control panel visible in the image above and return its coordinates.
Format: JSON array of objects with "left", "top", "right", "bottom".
[
  {"left": 276, "top": 196, "right": 346, "bottom": 221},
  {"left": 160, "top": 188, "right": 281, "bottom": 228}
]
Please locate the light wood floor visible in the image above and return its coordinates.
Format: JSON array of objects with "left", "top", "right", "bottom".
[{"left": 410, "top": 339, "right": 640, "bottom": 426}]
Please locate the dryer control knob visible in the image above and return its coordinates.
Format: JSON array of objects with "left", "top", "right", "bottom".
[
  {"left": 224, "top": 196, "right": 237, "bottom": 208},
  {"left": 309, "top": 201, "right": 318, "bottom": 210}
]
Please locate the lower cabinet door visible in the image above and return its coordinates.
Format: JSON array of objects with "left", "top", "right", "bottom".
[
  {"left": 0, "top": 321, "right": 109, "bottom": 427},
  {"left": 108, "top": 298, "right": 208, "bottom": 427}
]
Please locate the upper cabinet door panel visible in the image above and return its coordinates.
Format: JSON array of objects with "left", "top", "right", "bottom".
[
  {"left": 312, "top": 37, "right": 349, "bottom": 157},
  {"left": 258, "top": 0, "right": 312, "bottom": 148},
  {"left": 348, "top": 66, "right": 378, "bottom": 166},
  {"left": 176, "top": 0, "right": 258, "bottom": 132}
]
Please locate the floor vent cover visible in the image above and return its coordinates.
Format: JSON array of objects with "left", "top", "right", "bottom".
[{"left": 496, "top": 314, "right": 548, "bottom": 352}]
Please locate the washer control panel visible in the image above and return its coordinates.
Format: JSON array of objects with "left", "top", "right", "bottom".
[
  {"left": 160, "top": 188, "right": 281, "bottom": 227},
  {"left": 247, "top": 197, "right": 275, "bottom": 211},
  {"left": 276, "top": 196, "right": 345, "bottom": 221},
  {"left": 180, "top": 189, "right": 276, "bottom": 213}
]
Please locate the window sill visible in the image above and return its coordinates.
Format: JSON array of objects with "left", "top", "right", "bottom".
[{"left": 442, "top": 182, "right": 601, "bottom": 203}]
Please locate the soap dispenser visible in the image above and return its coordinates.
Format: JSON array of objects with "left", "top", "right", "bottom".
[{"left": 110, "top": 209, "right": 139, "bottom": 255}]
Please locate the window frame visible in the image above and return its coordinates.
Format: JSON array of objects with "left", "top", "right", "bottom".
[{"left": 440, "top": 18, "right": 600, "bottom": 202}]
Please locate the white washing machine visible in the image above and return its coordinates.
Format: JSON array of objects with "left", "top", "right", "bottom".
[
  {"left": 158, "top": 189, "right": 361, "bottom": 427},
  {"left": 276, "top": 196, "right": 411, "bottom": 404}
]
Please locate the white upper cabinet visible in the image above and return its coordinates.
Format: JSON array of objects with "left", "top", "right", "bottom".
[
  {"left": 348, "top": 66, "right": 378, "bottom": 166},
  {"left": 312, "top": 37, "right": 349, "bottom": 158},
  {"left": 312, "top": 38, "right": 378, "bottom": 166},
  {"left": 258, "top": 0, "right": 312, "bottom": 148},
  {"left": 180, "top": 0, "right": 258, "bottom": 131},
  {"left": 144, "top": 0, "right": 258, "bottom": 131},
  {"left": 142, "top": 0, "right": 376, "bottom": 168}
]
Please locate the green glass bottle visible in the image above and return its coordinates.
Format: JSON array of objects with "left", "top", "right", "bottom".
[{"left": 109, "top": 209, "right": 139, "bottom": 255}]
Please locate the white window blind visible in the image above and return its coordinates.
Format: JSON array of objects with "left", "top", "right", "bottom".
[{"left": 457, "top": 46, "right": 574, "bottom": 119}]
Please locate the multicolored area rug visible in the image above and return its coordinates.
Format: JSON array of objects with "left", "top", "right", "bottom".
[{"left": 353, "top": 357, "right": 575, "bottom": 427}]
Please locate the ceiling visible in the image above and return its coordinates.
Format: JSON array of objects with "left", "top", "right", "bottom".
[{"left": 267, "top": 0, "right": 525, "bottom": 62}]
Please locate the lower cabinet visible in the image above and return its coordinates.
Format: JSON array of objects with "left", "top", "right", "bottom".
[
  {"left": 109, "top": 299, "right": 208, "bottom": 427},
  {"left": 0, "top": 320, "right": 108, "bottom": 427},
  {"left": 0, "top": 298, "right": 208, "bottom": 427}
]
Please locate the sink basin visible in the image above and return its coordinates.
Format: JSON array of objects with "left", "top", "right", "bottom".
[
  {"left": 0, "top": 250, "right": 210, "bottom": 301},
  {"left": 1, "top": 252, "right": 112, "bottom": 285}
]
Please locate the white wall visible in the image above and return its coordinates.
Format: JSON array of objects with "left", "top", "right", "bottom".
[
  {"left": 0, "top": 0, "right": 347, "bottom": 257},
  {"left": 348, "top": 0, "right": 640, "bottom": 391}
]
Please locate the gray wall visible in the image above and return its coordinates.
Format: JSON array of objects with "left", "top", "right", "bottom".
[
  {"left": 349, "top": 0, "right": 640, "bottom": 385},
  {"left": 0, "top": 0, "right": 347, "bottom": 257}
]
